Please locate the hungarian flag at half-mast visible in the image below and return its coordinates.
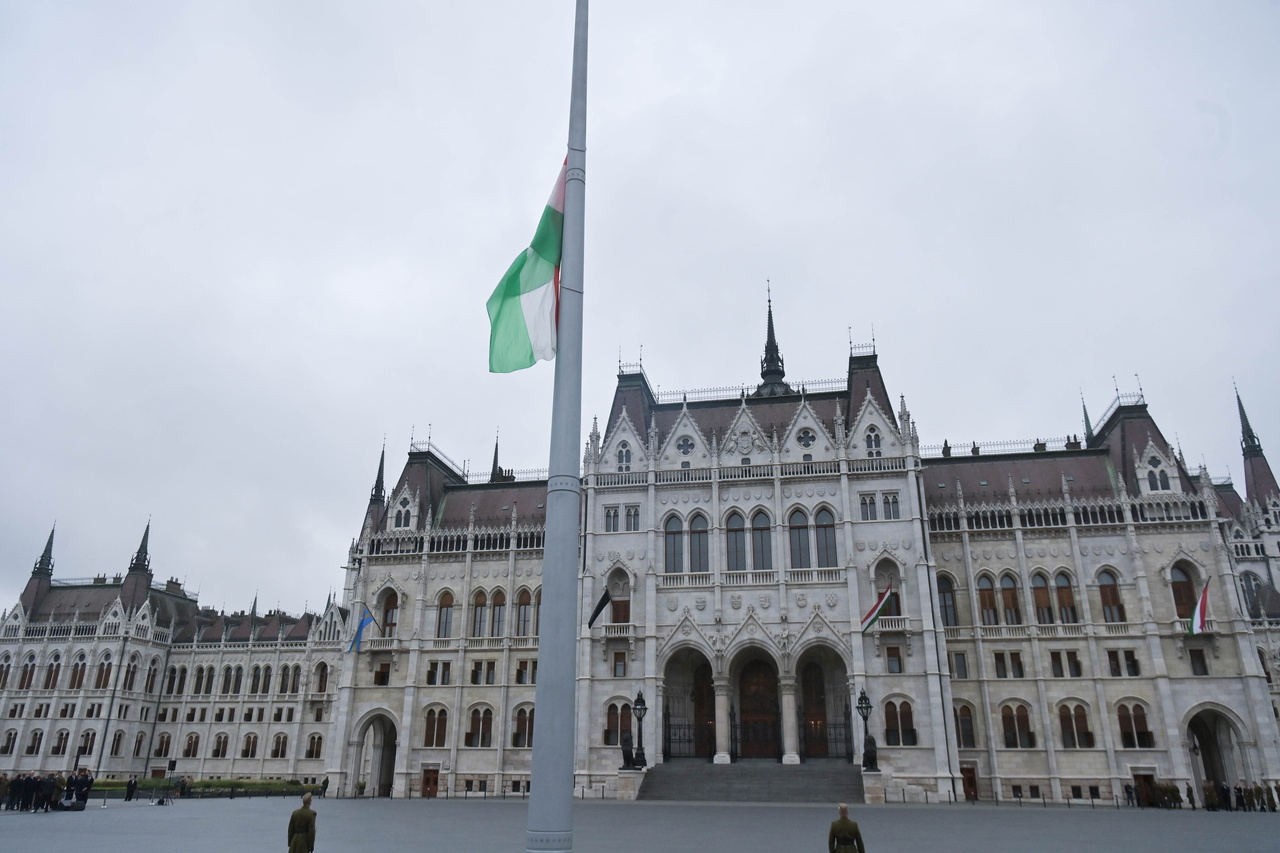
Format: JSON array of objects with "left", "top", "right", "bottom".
[
  {"left": 1187, "top": 583, "right": 1210, "bottom": 636},
  {"left": 486, "top": 161, "right": 567, "bottom": 373},
  {"left": 860, "top": 586, "right": 895, "bottom": 634}
]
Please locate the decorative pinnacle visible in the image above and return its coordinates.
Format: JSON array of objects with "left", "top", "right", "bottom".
[
  {"left": 128, "top": 521, "right": 151, "bottom": 574},
  {"left": 1237, "top": 385, "right": 1262, "bottom": 455},
  {"left": 1081, "top": 392, "right": 1094, "bottom": 443},
  {"left": 370, "top": 444, "right": 386, "bottom": 503},
  {"left": 33, "top": 524, "right": 55, "bottom": 576}
]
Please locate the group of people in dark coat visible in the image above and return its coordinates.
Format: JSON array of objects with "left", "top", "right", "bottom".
[
  {"left": 1201, "top": 779, "right": 1280, "bottom": 812},
  {"left": 0, "top": 768, "right": 93, "bottom": 812}
]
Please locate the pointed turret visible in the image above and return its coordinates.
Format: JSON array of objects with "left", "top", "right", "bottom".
[
  {"left": 370, "top": 445, "right": 386, "bottom": 504},
  {"left": 752, "top": 292, "right": 792, "bottom": 397},
  {"left": 32, "top": 525, "right": 55, "bottom": 577},
  {"left": 1082, "top": 398, "right": 1094, "bottom": 444},
  {"left": 1237, "top": 389, "right": 1280, "bottom": 506},
  {"left": 489, "top": 433, "right": 515, "bottom": 483},
  {"left": 127, "top": 521, "right": 151, "bottom": 574}
]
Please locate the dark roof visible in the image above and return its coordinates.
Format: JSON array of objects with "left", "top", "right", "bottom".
[
  {"left": 1215, "top": 482, "right": 1246, "bottom": 523},
  {"left": 436, "top": 481, "right": 549, "bottom": 528},
  {"left": 923, "top": 449, "right": 1116, "bottom": 504}
]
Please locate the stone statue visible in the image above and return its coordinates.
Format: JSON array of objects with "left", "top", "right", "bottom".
[
  {"left": 862, "top": 733, "right": 879, "bottom": 772},
  {"left": 620, "top": 731, "right": 635, "bottom": 770}
]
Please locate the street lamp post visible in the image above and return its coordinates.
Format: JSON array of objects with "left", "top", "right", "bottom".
[
  {"left": 633, "top": 691, "right": 648, "bottom": 769},
  {"left": 856, "top": 688, "right": 877, "bottom": 772}
]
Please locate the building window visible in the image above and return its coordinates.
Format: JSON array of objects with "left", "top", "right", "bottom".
[
  {"left": 751, "top": 512, "right": 773, "bottom": 571},
  {"left": 1066, "top": 651, "right": 1082, "bottom": 678},
  {"left": 1189, "top": 648, "right": 1209, "bottom": 676},
  {"left": 978, "top": 577, "right": 999, "bottom": 625},
  {"left": 240, "top": 733, "right": 257, "bottom": 759},
  {"left": 950, "top": 652, "right": 968, "bottom": 679},
  {"left": 884, "top": 700, "right": 916, "bottom": 746},
  {"left": 491, "top": 591, "right": 506, "bottom": 637},
  {"left": 155, "top": 732, "right": 172, "bottom": 757},
  {"left": 1051, "top": 652, "right": 1064, "bottom": 678},
  {"left": 859, "top": 494, "right": 877, "bottom": 521},
  {"left": 316, "top": 662, "right": 329, "bottom": 693},
  {"left": 42, "top": 655, "right": 61, "bottom": 690},
  {"left": 994, "top": 652, "right": 1008, "bottom": 679},
  {"left": 0, "top": 730, "right": 14, "bottom": 755},
  {"left": 953, "top": 705, "right": 976, "bottom": 748},
  {"left": 625, "top": 505, "right": 640, "bottom": 531},
  {"left": 184, "top": 733, "right": 201, "bottom": 758},
  {"left": 373, "top": 663, "right": 391, "bottom": 686},
  {"left": 1001, "top": 705, "right": 1035, "bottom": 748},
  {"left": 937, "top": 576, "right": 958, "bottom": 627},
  {"left": 726, "top": 512, "right": 747, "bottom": 572},
  {"left": 616, "top": 441, "right": 632, "bottom": 472},
  {"left": 436, "top": 592, "right": 455, "bottom": 638},
  {"left": 604, "top": 507, "right": 619, "bottom": 533},
  {"left": 613, "top": 652, "right": 626, "bottom": 678},
  {"left": 1059, "top": 705, "right": 1094, "bottom": 748},
  {"left": 1099, "top": 571, "right": 1126, "bottom": 623},
  {"left": 865, "top": 426, "right": 882, "bottom": 458},
  {"left": 270, "top": 733, "right": 288, "bottom": 759},
  {"left": 512, "top": 707, "right": 534, "bottom": 747},
  {"left": 882, "top": 493, "right": 900, "bottom": 520},
  {"left": 664, "top": 517, "right": 684, "bottom": 574},
  {"left": 110, "top": 730, "right": 124, "bottom": 756},
  {"left": 305, "top": 733, "right": 324, "bottom": 759},
  {"left": 515, "top": 590, "right": 533, "bottom": 636},
  {"left": 472, "top": 591, "right": 489, "bottom": 637},
  {"left": 25, "top": 730, "right": 43, "bottom": 755},
  {"left": 52, "top": 729, "right": 70, "bottom": 756},
  {"left": 1000, "top": 576, "right": 1022, "bottom": 625},
  {"left": 886, "top": 646, "right": 903, "bottom": 674},
  {"left": 466, "top": 708, "right": 494, "bottom": 747},
  {"left": 1171, "top": 566, "right": 1197, "bottom": 619},
  {"left": 1032, "top": 575, "right": 1053, "bottom": 624},
  {"left": 1056, "top": 574, "right": 1078, "bottom": 623},
  {"left": 603, "top": 702, "right": 633, "bottom": 745},
  {"left": 381, "top": 591, "right": 399, "bottom": 638},
  {"left": 788, "top": 510, "right": 811, "bottom": 569},
  {"left": 1010, "top": 652, "right": 1024, "bottom": 678},
  {"left": 1117, "top": 704, "right": 1154, "bottom": 748},
  {"left": 796, "top": 428, "right": 816, "bottom": 448},
  {"left": 815, "top": 509, "right": 837, "bottom": 567},
  {"left": 689, "top": 515, "right": 709, "bottom": 573}
]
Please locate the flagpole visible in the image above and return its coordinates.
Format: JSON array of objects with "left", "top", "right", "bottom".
[{"left": 525, "top": 1, "right": 587, "bottom": 851}]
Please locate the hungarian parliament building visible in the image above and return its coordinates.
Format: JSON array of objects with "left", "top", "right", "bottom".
[{"left": 3, "top": 308, "right": 1279, "bottom": 804}]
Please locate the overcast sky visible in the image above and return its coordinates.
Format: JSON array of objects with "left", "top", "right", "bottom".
[{"left": 2, "top": 1, "right": 1277, "bottom": 617}]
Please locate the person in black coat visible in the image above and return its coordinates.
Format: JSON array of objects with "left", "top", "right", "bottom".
[{"left": 125, "top": 777, "right": 137, "bottom": 802}]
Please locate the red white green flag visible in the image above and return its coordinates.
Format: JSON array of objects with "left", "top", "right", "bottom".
[
  {"left": 1187, "top": 583, "right": 1210, "bottom": 635},
  {"left": 860, "top": 586, "right": 894, "bottom": 634},
  {"left": 486, "top": 161, "right": 567, "bottom": 373}
]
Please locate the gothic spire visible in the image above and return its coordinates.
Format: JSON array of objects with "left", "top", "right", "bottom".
[
  {"left": 753, "top": 288, "right": 792, "bottom": 397},
  {"left": 488, "top": 431, "right": 515, "bottom": 483},
  {"left": 1082, "top": 396, "right": 1094, "bottom": 444},
  {"left": 32, "top": 524, "right": 55, "bottom": 577},
  {"left": 370, "top": 444, "right": 386, "bottom": 504},
  {"left": 128, "top": 521, "right": 151, "bottom": 574},
  {"left": 1238, "top": 388, "right": 1262, "bottom": 456}
]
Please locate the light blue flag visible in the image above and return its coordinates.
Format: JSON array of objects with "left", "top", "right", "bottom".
[{"left": 347, "top": 608, "right": 376, "bottom": 653}]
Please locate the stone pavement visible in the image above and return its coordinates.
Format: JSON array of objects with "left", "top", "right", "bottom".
[{"left": 1, "top": 795, "right": 1277, "bottom": 852}]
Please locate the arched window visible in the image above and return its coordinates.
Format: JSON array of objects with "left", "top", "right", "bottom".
[
  {"left": 534, "top": 589, "right": 541, "bottom": 636},
  {"left": 175, "top": 666, "right": 187, "bottom": 695},
  {"left": 664, "top": 517, "right": 684, "bottom": 574},
  {"left": 1001, "top": 705, "right": 1035, "bottom": 748},
  {"left": 436, "top": 592, "right": 455, "bottom": 638},
  {"left": 726, "top": 512, "right": 747, "bottom": 572},
  {"left": 937, "top": 576, "right": 958, "bottom": 627},
  {"left": 885, "top": 700, "right": 916, "bottom": 745},
  {"left": 17, "top": 656, "right": 35, "bottom": 690},
  {"left": 0, "top": 729, "right": 16, "bottom": 755},
  {"left": 1159, "top": 470, "right": 1170, "bottom": 490},
  {"left": 466, "top": 708, "right": 494, "bottom": 747},
  {"left": 689, "top": 515, "right": 709, "bottom": 573},
  {"left": 1032, "top": 574, "right": 1053, "bottom": 624},
  {"left": 1242, "top": 572, "right": 1263, "bottom": 617},
  {"left": 382, "top": 591, "right": 399, "bottom": 638},
  {"left": 866, "top": 426, "right": 882, "bottom": 458},
  {"left": 191, "top": 666, "right": 204, "bottom": 696},
  {"left": 751, "top": 511, "right": 773, "bottom": 571},
  {"left": 0, "top": 657, "right": 10, "bottom": 691},
  {"left": 93, "top": 656, "right": 112, "bottom": 690},
  {"left": 42, "top": 654, "right": 61, "bottom": 690},
  {"left": 241, "top": 733, "right": 258, "bottom": 758},
  {"left": 71, "top": 654, "right": 88, "bottom": 690},
  {"left": 78, "top": 729, "right": 96, "bottom": 757},
  {"left": 1148, "top": 471, "right": 1159, "bottom": 491},
  {"left": 232, "top": 666, "right": 243, "bottom": 695},
  {"left": 789, "top": 510, "right": 811, "bottom": 569},
  {"left": 425, "top": 709, "right": 448, "bottom": 747},
  {"left": 1059, "top": 704, "right": 1093, "bottom": 748},
  {"left": 471, "top": 591, "right": 489, "bottom": 637},
  {"left": 212, "top": 733, "right": 229, "bottom": 759},
  {"left": 1055, "top": 574, "right": 1078, "bottom": 623},
  {"left": 271, "top": 733, "right": 289, "bottom": 759},
  {"left": 1117, "top": 704, "right": 1154, "bottom": 748},
  {"left": 515, "top": 590, "right": 533, "bottom": 636},
  {"left": 155, "top": 732, "right": 171, "bottom": 757},
  {"left": 512, "top": 707, "right": 534, "bottom": 747},
  {"left": 250, "top": 666, "right": 261, "bottom": 695},
  {"left": 135, "top": 732, "right": 147, "bottom": 758},
  {"left": 1000, "top": 576, "right": 1022, "bottom": 625},
  {"left": 1099, "top": 571, "right": 1126, "bottom": 622},
  {"left": 279, "top": 666, "right": 291, "bottom": 694},
  {"left": 604, "top": 703, "right": 621, "bottom": 745},
  {"left": 144, "top": 659, "right": 158, "bottom": 693},
  {"left": 165, "top": 666, "right": 178, "bottom": 695},
  {"left": 52, "top": 730, "right": 69, "bottom": 756},
  {"left": 219, "top": 666, "right": 232, "bottom": 695},
  {"left": 978, "top": 576, "right": 998, "bottom": 625},
  {"left": 491, "top": 590, "right": 507, "bottom": 637},
  {"left": 617, "top": 441, "right": 632, "bottom": 472},
  {"left": 110, "top": 730, "right": 124, "bottom": 757},
  {"left": 1170, "top": 566, "right": 1197, "bottom": 619},
  {"left": 815, "top": 508, "right": 837, "bottom": 567},
  {"left": 306, "top": 734, "right": 324, "bottom": 759},
  {"left": 953, "top": 704, "right": 976, "bottom": 748},
  {"left": 316, "top": 662, "right": 329, "bottom": 693},
  {"left": 25, "top": 729, "right": 43, "bottom": 756},
  {"left": 395, "top": 509, "right": 403, "bottom": 527},
  {"left": 290, "top": 665, "right": 300, "bottom": 694},
  {"left": 261, "top": 665, "right": 273, "bottom": 695},
  {"left": 183, "top": 733, "right": 201, "bottom": 758}
]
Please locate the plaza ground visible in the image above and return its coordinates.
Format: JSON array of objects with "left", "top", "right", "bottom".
[{"left": 1, "top": 795, "right": 1277, "bottom": 852}]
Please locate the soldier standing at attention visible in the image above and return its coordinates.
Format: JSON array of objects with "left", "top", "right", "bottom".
[
  {"left": 828, "top": 803, "right": 866, "bottom": 853},
  {"left": 288, "top": 792, "right": 317, "bottom": 853}
]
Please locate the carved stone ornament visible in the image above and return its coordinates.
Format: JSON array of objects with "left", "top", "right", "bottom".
[
  {"left": 796, "top": 593, "right": 808, "bottom": 609},
  {"left": 682, "top": 623, "right": 693, "bottom": 636},
  {"left": 759, "top": 594, "right": 771, "bottom": 609},
  {"left": 826, "top": 593, "right": 838, "bottom": 608},
  {"left": 666, "top": 598, "right": 678, "bottom": 611},
  {"left": 695, "top": 595, "right": 707, "bottom": 610},
  {"left": 731, "top": 594, "right": 743, "bottom": 610}
]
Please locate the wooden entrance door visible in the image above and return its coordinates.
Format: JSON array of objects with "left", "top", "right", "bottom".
[
  {"left": 150, "top": 768, "right": 167, "bottom": 779},
  {"left": 961, "top": 767, "right": 979, "bottom": 801},
  {"left": 421, "top": 768, "right": 439, "bottom": 798},
  {"left": 692, "top": 663, "right": 715, "bottom": 758},
  {"left": 1133, "top": 774, "right": 1156, "bottom": 808},
  {"left": 738, "top": 659, "right": 780, "bottom": 759},
  {"left": 801, "top": 661, "right": 828, "bottom": 758}
]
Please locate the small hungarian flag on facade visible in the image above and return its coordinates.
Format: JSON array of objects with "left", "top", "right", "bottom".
[
  {"left": 860, "top": 586, "right": 894, "bottom": 634},
  {"left": 1187, "top": 583, "right": 1210, "bottom": 636},
  {"left": 486, "top": 161, "right": 567, "bottom": 373}
]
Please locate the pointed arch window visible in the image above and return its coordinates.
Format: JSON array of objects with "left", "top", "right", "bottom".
[
  {"left": 789, "top": 510, "right": 811, "bottom": 569},
  {"left": 726, "top": 512, "right": 747, "bottom": 572},
  {"left": 135, "top": 732, "right": 148, "bottom": 758},
  {"left": 316, "top": 662, "right": 329, "bottom": 693},
  {"left": 534, "top": 589, "right": 541, "bottom": 636},
  {"left": 184, "top": 733, "right": 201, "bottom": 758},
  {"left": 1099, "top": 571, "right": 1126, "bottom": 622},
  {"left": 471, "top": 591, "right": 489, "bottom": 637},
  {"left": 110, "top": 730, "right": 124, "bottom": 757},
  {"left": 436, "top": 592, "right": 455, "bottom": 638},
  {"left": 751, "top": 511, "right": 773, "bottom": 571},
  {"left": 1117, "top": 703, "right": 1154, "bottom": 748},
  {"left": 155, "top": 732, "right": 172, "bottom": 757},
  {"left": 977, "top": 577, "right": 998, "bottom": 626},
  {"left": 1000, "top": 576, "right": 1022, "bottom": 625},
  {"left": 211, "top": 733, "right": 229, "bottom": 758},
  {"left": 1242, "top": 572, "right": 1263, "bottom": 617},
  {"left": 1055, "top": 573, "right": 1078, "bottom": 623},
  {"left": 1170, "top": 566, "right": 1197, "bottom": 619},
  {"left": 689, "top": 515, "right": 709, "bottom": 573},
  {"left": 250, "top": 666, "right": 262, "bottom": 695},
  {"left": 262, "top": 665, "right": 273, "bottom": 695},
  {"left": 71, "top": 655, "right": 88, "bottom": 690},
  {"left": 515, "top": 590, "right": 533, "bottom": 637},
  {"left": 953, "top": 704, "right": 976, "bottom": 748},
  {"left": 885, "top": 700, "right": 916, "bottom": 746},
  {"left": 94, "top": 657, "right": 113, "bottom": 689},
  {"left": 1059, "top": 704, "right": 1093, "bottom": 748},
  {"left": 271, "top": 733, "right": 289, "bottom": 758},
  {"left": 241, "top": 732, "right": 258, "bottom": 758},
  {"left": 466, "top": 708, "right": 494, "bottom": 747},
  {"left": 866, "top": 426, "right": 882, "bottom": 458},
  {"left": 512, "top": 707, "right": 534, "bottom": 747},
  {"left": 425, "top": 709, "right": 448, "bottom": 747},
  {"left": 191, "top": 666, "right": 203, "bottom": 696},
  {"left": 664, "top": 517, "right": 684, "bottom": 574},
  {"left": 491, "top": 590, "right": 506, "bottom": 637},
  {"left": 617, "top": 441, "right": 632, "bottom": 472},
  {"left": 815, "top": 509, "right": 837, "bottom": 567},
  {"left": 1001, "top": 705, "right": 1035, "bottom": 748},
  {"left": 144, "top": 660, "right": 158, "bottom": 693},
  {"left": 1032, "top": 575, "right": 1053, "bottom": 624},
  {"left": 306, "top": 733, "right": 324, "bottom": 759},
  {"left": 43, "top": 655, "right": 62, "bottom": 690},
  {"left": 382, "top": 591, "right": 399, "bottom": 638},
  {"left": 232, "top": 666, "right": 243, "bottom": 695},
  {"left": 937, "top": 576, "right": 958, "bottom": 627}
]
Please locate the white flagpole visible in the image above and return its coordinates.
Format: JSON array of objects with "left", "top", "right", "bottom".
[{"left": 525, "top": 1, "right": 587, "bottom": 851}]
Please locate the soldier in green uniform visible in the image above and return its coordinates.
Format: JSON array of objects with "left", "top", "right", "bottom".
[
  {"left": 828, "top": 802, "right": 866, "bottom": 853},
  {"left": 287, "top": 792, "right": 317, "bottom": 853}
]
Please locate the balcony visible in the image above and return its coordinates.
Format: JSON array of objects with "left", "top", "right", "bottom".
[
  {"left": 785, "top": 568, "right": 843, "bottom": 584},
  {"left": 1103, "top": 623, "right": 1134, "bottom": 636},
  {"left": 658, "top": 573, "right": 713, "bottom": 589},
  {"left": 873, "top": 616, "right": 909, "bottom": 632},
  {"left": 600, "top": 624, "right": 634, "bottom": 639},
  {"left": 723, "top": 570, "right": 778, "bottom": 586},
  {"left": 655, "top": 469, "right": 713, "bottom": 484},
  {"left": 362, "top": 637, "right": 400, "bottom": 651},
  {"left": 978, "top": 625, "right": 1030, "bottom": 639}
]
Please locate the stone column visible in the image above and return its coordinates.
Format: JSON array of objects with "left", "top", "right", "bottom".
[
  {"left": 780, "top": 676, "right": 800, "bottom": 764},
  {"left": 713, "top": 678, "right": 732, "bottom": 763}
]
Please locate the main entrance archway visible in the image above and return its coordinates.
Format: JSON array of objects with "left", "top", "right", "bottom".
[
  {"left": 796, "top": 645, "right": 851, "bottom": 760},
  {"left": 354, "top": 713, "right": 398, "bottom": 797},
  {"left": 735, "top": 655, "right": 780, "bottom": 759},
  {"left": 1188, "top": 708, "right": 1248, "bottom": 789},
  {"left": 662, "top": 648, "right": 715, "bottom": 759}
]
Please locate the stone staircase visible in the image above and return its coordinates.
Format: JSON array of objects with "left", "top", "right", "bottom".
[{"left": 637, "top": 759, "right": 864, "bottom": 804}]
